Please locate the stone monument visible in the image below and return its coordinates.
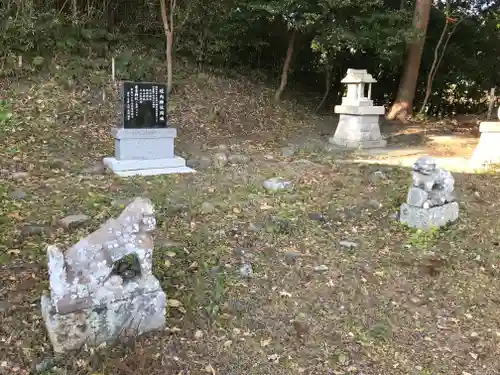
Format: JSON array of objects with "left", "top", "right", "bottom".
[
  {"left": 41, "top": 197, "right": 166, "bottom": 353},
  {"left": 399, "top": 156, "right": 459, "bottom": 230},
  {"left": 329, "top": 69, "right": 386, "bottom": 149},
  {"left": 103, "top": 81, "right": 194, "bottom": 176},
  {"left": 469, "top": 108, "right": 500, "bottom": 167}
]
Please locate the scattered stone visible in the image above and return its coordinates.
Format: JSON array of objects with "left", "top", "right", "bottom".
[
  {"left": 82, "top": 162, "right": 106, "bottom": 175},
  {"left": 11, "top": 171, "right": 30, "bottom": 180},
  {"left": 281, "top": 147, "right": 295, "bottom": 157},
  {"left": 58, "top": 214, "right": 90, "bottom": 229},
  {"left": 21, "top": 224, "right": 50, "bottom": 237},
  {"left": 263, "top": 177, "right": 293, "bottom": 192},
  {"left": 239, "top": 263, "right": 253, "bottom": 279},
  {"left": 10, "top": 189, "right": 27, "bottom": 200},
  {"left": 35, "top": 358, "right": 55, "bottom": 374},
  {"left": 228, "top": 153, "right": 250, "bottom": 164},
  {"left": 368, "top": 199, "right": 382, "bottom": 209},
  {"left": 371, "top": 170, "right": 388, "bottom": 180},
  {"left": 217, "top": 144, "right": 229, "bottom": 152},
  {"left": 400, "top": 156, "right": 459, "bottom": 230},
  {"left": 248, "top": 223, "right": 260, "bottom": 232},
  {"left": 284, "top": 251, "right": 299, "bottom": 265},
  {"left": 41, "top": 197, "right": 166, "bottom": 353},
  {"left": 200, "top": 202, "right": 215, "bottom": 214},
  {"left": 194, "top": 330, "right": 204, "bottom": 340},
  {"left": 308, "top": 212, "right": 327, "bottom": 222},
  {"left": 313, "top": 265, "right": 329, "bottom": 272},
  {"left": 340, "top": 240, "right": 357, "bottom": 249},
  {"left": 213, "top": 152, "right": 228, "bottom": 167}
]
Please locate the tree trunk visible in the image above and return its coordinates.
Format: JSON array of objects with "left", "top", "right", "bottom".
[
  {"left": 420, "top": 17, "right": 462, "bottom": 115},
  {"left": 315, "top": 67, "right": 331, "bottom": 113},
  {"left": 71, "top": 0, "right": 78, "bottom": 23},
  {"left": 166, "top": 30, "right": 173, "bottom": 95},
  {"left": 160, "top": 0, "right": 176, "bottom": 95},
  {"left": 387, "top": 0, "right": 432, "bottom": 120},
  {"left": 274, "top": 29, "right": 296, "bottom": 102}
]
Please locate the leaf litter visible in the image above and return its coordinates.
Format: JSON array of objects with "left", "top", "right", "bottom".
[{"left": 0, "top": 60, "right": 500, "bottom": 375}]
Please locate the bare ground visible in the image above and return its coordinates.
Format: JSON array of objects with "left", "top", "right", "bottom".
[{"left": 1, "top": 63, "right": 500, "bottom": 375}]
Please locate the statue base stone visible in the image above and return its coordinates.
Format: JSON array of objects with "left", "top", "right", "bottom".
[
  {"left": 41, "top": 276, "right": 166, "bottom": 353},
  {"left": 103, "top": 128, "right": 194, "bottom": 176},
  {"left": 330, "top": 106, "right": 387, "bottom": 149},
  {"left": 400, "top": 201, "right": 459, "bottom": 230},
  {"left": 469, "top": 122, "right": 500, "bottom": 167}
]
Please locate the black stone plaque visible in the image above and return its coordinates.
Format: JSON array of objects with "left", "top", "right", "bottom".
[{"left": 121, "top": 81, "right": 168, "bottom": 129}]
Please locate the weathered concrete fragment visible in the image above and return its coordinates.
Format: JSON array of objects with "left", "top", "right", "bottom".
[{"left": 41, "top": 197, "right": 166, "bottom": 353}]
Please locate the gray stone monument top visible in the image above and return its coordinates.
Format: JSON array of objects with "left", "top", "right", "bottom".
[
  {"left": 400, "top": 156, "right": 459, "bottom": 230},
  {"left": 41, "top": 197, "right": 166, "bottom": 352}
]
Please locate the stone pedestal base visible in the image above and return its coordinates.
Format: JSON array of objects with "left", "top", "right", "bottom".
[
  {"left": 41, "top": 287, "right": 166, "bottom": 353},
  {"left": 399, "top": 202, "right": 459, "bottom": 230},
  {"left": 103, "top": 156, "right": 193, "bottom": 176},
  {"left": 469, "top": 121, "right": 500, "bottom": 167},
  {"left": 330, "top": 106, "right": 386, "bottom": 149},
  {"left": 104, "top": 127, "right": 194, "bottom": 176}
]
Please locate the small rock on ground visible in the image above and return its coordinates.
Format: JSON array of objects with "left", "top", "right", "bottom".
[
  {"left": 200, "top": 201, "right": 215, "bottom": 214},
  {"left": 284, "top": 251, "right": 299, "bottom": 264},
  {"left": 313, "top": 265, "right": 329, "bottom": 272},
  {"left": 11, "top": 171, "right": 30, "bottom": 180},
  {"left": 239, "top": 263, "right": 253, "bottom": 278},
  {"left": 340, "top": 240, "right": 357, "bottom": 249},
  {"left": 228, "top": 153, "right": 250, "bottom": 164},
  {"left": 371, "top": 170, "right": 388, "bottom": 181},
  {"left": 213, "top": 152, "right": 229, "bottom": 167},
  {"left": 21, "top": 224, "right": 50, "bottom": 237},
  {"left": 10, "top": 189, "right": 27, "bottom": 200},
  {"left": 309, "top": 212, "right": 327, "bottom": 222},
  {"left": 58, "top": 214, "right": 90, "bottom": 229},
  {"left": 263, "top": 177, "right": 293, "bottom": 191},
  {"left": 281, "top": 146, "right": 295, "bottom": 157},
  {"left": 35, "top": 358, "right": 55, "bottom": 374}
]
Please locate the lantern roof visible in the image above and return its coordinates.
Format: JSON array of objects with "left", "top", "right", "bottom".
[{"left": 341, "top": 69, "right": 377, "bottom": 84}]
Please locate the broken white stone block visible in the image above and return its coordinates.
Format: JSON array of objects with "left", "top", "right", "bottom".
[
  {"left": 41, "top": 197, "right": 166, "bottom": 353},
  {"left": 263, "top": 177, "right": 293, "bottom": 191}
]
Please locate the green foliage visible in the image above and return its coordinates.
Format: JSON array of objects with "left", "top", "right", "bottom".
[
  {"left": 406, "top": 227, "right": 441, "bottom": 249},
  {"left": 0, "top": 0, "right": 499, "bottom": 114}
]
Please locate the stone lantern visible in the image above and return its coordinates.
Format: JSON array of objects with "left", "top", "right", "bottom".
[{"left": 329, "top": 69, "right": 386, "bottom": 149}]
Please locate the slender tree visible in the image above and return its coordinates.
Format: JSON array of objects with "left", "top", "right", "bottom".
[{"left": 387, "top": 0, "right": 432, "bottom": 120}]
